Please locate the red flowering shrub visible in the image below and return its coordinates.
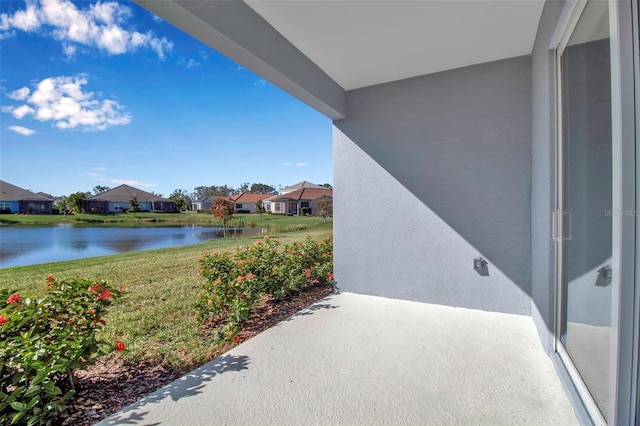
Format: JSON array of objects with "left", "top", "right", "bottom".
[
  {"left": 97, "top": 289, "right": 113, "bottom": 300},
  {"left": 6, "top": 292, "right": 20, "bottom": 305},
  {"left": 196, "top": 236, "right": 334, "bottom": 341},
  {"left": 0, "top": 277, "right": 125, "bottom": 425}
]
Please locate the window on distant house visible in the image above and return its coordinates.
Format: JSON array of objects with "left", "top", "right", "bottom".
[
  {"left": 300, "top": 202, "right": 310, "bottom": 208},
  {"left": 0, "top": 202, "right": 10, "bottom": 210},
  {"left": 275, "top": 203, "right": 281, "bottom": 212},
  {"left": 236, "top": 203, "right": 242, "bottom": 209}
]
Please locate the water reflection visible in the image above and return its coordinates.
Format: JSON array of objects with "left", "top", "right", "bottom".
[
  {"left": 70, "top": 241, "right": 90, "bottom": 250},
  {"left": 0, "top": 225, "right": 260, "bottom": 267}
]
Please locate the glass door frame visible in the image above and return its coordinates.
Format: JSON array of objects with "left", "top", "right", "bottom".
[
  {"left": 632, "top": 1, "right": 640, "bottom": 424},
  {"left": 553, "top": 1, "right": 638, "bottom": 424},
  {"left": 553, "top": 1, "right": 608, "bottom": 423},
  {"left": 609, "top": 1, "right": 638, "bottom": 424}
]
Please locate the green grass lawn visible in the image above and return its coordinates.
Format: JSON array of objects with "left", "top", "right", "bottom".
[
  {"left": 0, "top": 227, "right": 333, "bottom": 371},
  {"left": 0, "top": 212, "right": 332, "bottom": 233}
]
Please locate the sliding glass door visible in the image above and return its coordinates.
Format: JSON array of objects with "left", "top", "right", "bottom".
[{"left": 555, "top": 1, "right": 613, "bottom": 423}]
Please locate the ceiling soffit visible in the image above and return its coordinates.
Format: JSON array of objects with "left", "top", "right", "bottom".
[{"left": 245, "top": 1, "right": 545, "bottom": 90}]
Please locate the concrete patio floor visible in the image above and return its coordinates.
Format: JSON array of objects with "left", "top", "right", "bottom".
[{"left": 97, "top": 292, "right": 578, "bottom": 425}]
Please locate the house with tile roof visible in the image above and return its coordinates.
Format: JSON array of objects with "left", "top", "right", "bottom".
[
  {"left": 229, "top": 193, "right": 269, "bottom": 214},
  {"left": 86, "top": 184, "right": 176, "bottom": 213},
  {"left": 269, "top": 187, "right": 332, "bottom": 216},
  {"left": 280, "top": 181, "right": 326, "bottom": 194},
  {"left": 263, "top": 181, "right": 330, "bottom": 215},
  {"left": 0, "top": 180, "right": 53, "bottom": 214}
]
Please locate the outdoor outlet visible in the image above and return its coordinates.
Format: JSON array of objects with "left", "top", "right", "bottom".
[
  {"left": 473, "top": 257, "right": 489, "bottom": 277},
  {"left": 473, "top": 257, "right": 486, "bottom": 272},
  {"left": 596, "top": 265, "right": 612, "bottom": 287}
]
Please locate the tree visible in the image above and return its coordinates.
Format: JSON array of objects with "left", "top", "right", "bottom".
[
  {"left": 320, "top": 183, "right": 333, "bottom": 189},
  {"left": 92, "top": 185, "right": 111, "bottom": 195},
  {"left": 237, "top": 182, "right": 250, "bottom": 193},
  {"left": 316, "top": 198, "right": 333, "bottom": 220},
  {"left": 211, "top": 198, "right": 235, "bottom": 231},
  {"left": 54, "top": 196, "right": 68, "bottom": 215},
  {"left": 192, "top": 185, "right": 234, "bottom": 199},
  {"left": 250, "top": 183, "right": 277, "bottom": 194},
  {"left": 192, "top": 186, "right": 211, "bottom": 200},
  {"left": 255, "top": 199, "right": 265, "bottom": 215},
  {"left": 67, "top": 192, "right": 88, "bottom": 214},
  {"left": 129, "top": 197, "right": 140, "bottom": 212},
  {"left": 170, "top": 189, "right": 193, "bottom": 211}
]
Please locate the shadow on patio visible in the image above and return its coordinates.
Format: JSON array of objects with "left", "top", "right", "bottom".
[{"left": 97, "top": 292, "right": 577, "bottom": 425}]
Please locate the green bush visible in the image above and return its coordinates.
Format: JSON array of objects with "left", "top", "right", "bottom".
[
  {"left": 196, "top": 236, "right": 334, "bottom": 341},
  {"left": 0, "top": 276, "right": 124, "bottom": 425}
]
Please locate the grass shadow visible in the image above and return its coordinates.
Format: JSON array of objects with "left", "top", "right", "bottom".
[{"left": 287, "top": 301, "right": 338, "bottom": 318}]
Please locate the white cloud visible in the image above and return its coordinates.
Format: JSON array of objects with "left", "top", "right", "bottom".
[
  {"left": 11, "top": 104, "right": 35, "bottom": 119},
  {"left": 0, "top": 0, "right": 173, "bottom": 59},
  {"left": 296, "top": 162, "right": 308, "bottom": 167},
  {"left": 8, "top": 86, "right": 30, "bottom": 100},
  {"left": 4, "top": 75, "right": 131, "bottom": 131},
  {"left": 281, "top": 162, "right": 292, "bottom": 166},
  {"left": 176, "top": 57, "right": 200, "bottom": 68},
  {"left": 147, "top": 35, "right": 172, "bottom": 59},
  {"left": 8, "top": 125, "right": 36, "bottom": 135},
  {"left": 110, "top": 179, "right": 157, "bottom": 188},
  {"left": 0, "top": 3, "right": 40, "bottom": 32},
  {"left": 62, "top": 43, "right": 76, "bottom": 57}
]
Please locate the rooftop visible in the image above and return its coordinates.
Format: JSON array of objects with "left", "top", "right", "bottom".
[
  {"left": 273, "top": 187, "right": 333, "bottom": 202},
  {"left": 282, "top": 181, "right": 327, "bottom": 191},
  {"left": 87, "top": 184, "right": 172, "bottom": 203},
  {"left": 229, "top": 193, "right": 271, "bottom": 203},
  {"left": 0, "top": 180, "right": 53, "bottom": 201}
]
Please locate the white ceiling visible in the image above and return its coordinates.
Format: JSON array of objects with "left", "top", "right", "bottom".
[{"left": 245, "top": 0, "right": 546, "bottom": 91}]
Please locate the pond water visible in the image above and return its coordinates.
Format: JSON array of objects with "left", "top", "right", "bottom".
[{"left": 0, "top": 224, "right": 261, "bottom": 268}]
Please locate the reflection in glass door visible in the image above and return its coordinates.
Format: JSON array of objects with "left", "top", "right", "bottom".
[{"left": 556, "top": 1, "right": 612, "bottom": 423}]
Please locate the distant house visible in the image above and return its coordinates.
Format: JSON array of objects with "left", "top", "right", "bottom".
[
  {"left": 229, "top": 193, "right": 268, "bottom": 213},
  {"left": 86, "top": 184, "right": 176, "bottom": 213},
  {"left": 263, "top": 181, "right": 328, "bottom": 214},
  {"left": 0, "top": 180, "right": 53, "bottom": 214},
  {"left": 191, "top": 196, "right": 225, "bottom": 212},
  {"left": 281, "top": 181, "right": 327, "bottom": 195},
  {"left": 269, "top": 187, "right": 333, "bottom": 216}
]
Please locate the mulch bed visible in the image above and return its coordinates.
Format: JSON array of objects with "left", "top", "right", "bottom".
[{"left": 61, "top": 283, "right": 334, "bottom": 426}]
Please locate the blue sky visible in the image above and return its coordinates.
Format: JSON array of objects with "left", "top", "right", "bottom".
[{"left": 0, "top": 0, "right": 332, "bottom": 197}]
